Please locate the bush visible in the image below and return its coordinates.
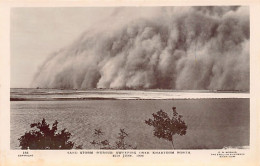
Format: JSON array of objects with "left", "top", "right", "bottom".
[
  {"left": 18, "top": 118, "right": 81, "bottom": 149},
  {"left": 90, "top": 129, "right": 111, "bottom": 149},
  {"left": 114, "top": 129, "right": 136, "bottom": 149},
  {"left": 90, "top": 128, "right": 136, "bottom": 149},
  {"left": 145, "top": 107, "right": 187, "bottom": 149}
]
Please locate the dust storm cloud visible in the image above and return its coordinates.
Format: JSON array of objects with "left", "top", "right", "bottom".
[{"left": 32, "top": 6, "right": 249, "bottom": 91}]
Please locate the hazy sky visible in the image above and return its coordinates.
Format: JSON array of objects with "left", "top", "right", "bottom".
[{"left": 11, "top": 7, "right": 115, "bottom": 88}]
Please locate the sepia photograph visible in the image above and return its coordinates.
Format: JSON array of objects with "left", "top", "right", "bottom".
[{"left": 10, "top": 6, "right": 250, "bottom": 150}]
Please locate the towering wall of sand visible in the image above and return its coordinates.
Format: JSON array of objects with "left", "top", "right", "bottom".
[{"left": 33, "top": 6, "right": 249, "bottom": 90}]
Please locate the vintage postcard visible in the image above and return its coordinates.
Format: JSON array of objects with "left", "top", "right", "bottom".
[{"left": 0, "top": 1, "right": 259, "bottom": 166}]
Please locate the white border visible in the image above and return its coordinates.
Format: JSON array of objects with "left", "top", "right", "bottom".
[{"left": 1, "top": 1, "right": 259, "bottom": 166}]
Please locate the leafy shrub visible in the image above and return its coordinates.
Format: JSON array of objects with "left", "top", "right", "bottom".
[
  {"left": 114, "top": 129, "right": 136, "bottom": 149},
  {"left": 90, "top": 128, "right": 136, "bottom": 149},
  {"left": 90, "top": 129, "right": 111, "bottom": 149},
  {"left": 18, "top": 118, "right": 81, "bottom": 149}
]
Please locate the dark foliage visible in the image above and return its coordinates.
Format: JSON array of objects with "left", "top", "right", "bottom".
[
  {"left": 114, "top": 129, "right": 136, "bottom": 149},
  {"left": 145, "top": 107, "right": 187, "bottom": 148},
  {"left": 18, "top": 118, "right": 81, "bottom": 150},
  {"left": 90, "top": 128, "right": 136, "bottom": 149},
  {"left": 90, "top": 129, "right": 111, "bottom": 149}
]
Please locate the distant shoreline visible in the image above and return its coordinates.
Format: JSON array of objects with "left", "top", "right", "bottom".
[
  {"left": 10, "top": 97, "right": 119, "bottom": 101},
  {"left": 10, "top": 97, "right": 249, "bottom": 101},
  {"left": 10, "top": 88, "right": 249, "bottom": 93},
  {"left": 10, "top": 88, "right": 250, "bottom": 101}
]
